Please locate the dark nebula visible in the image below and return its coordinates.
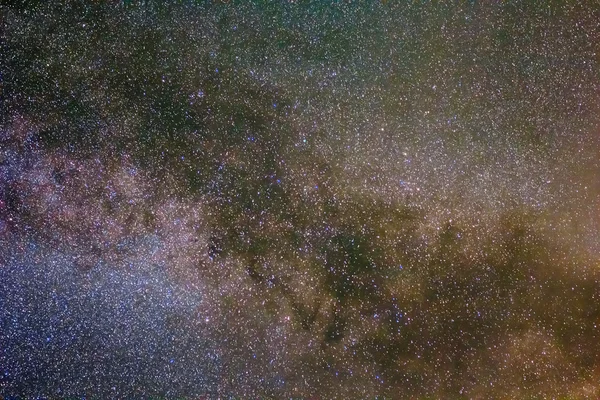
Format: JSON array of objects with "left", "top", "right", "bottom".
[{"left": 2, "top": 2, "right": 600, "bottom": 399}]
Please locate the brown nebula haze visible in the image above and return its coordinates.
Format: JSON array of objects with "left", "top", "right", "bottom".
[{"left": 2, "top": 2, "right": 600, "bottom": 399}]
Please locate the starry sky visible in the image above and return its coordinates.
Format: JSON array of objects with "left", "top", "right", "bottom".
[{"left": 2, "top": 1, "right": 600, "bottom": 399}]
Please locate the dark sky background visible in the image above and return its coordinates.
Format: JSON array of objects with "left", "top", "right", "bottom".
[{"left": 2, "top": 1, "right": 600, "bottom": 398}]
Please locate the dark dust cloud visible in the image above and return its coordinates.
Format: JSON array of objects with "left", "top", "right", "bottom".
[{"left": 2, "top": 2, "right": 600, "bottom": 399}]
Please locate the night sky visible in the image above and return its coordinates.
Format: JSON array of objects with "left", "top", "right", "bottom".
[{"left": 2, "top": 1, "right": 600, "bottom": 399}]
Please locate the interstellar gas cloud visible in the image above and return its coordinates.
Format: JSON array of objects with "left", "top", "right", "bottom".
[{"left": 2, "top": 2, "right": 600, "bottom": 399}]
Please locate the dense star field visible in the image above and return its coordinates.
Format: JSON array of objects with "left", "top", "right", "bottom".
[{"left": 2, "top": 2, "right": 600, "bottom": 398}]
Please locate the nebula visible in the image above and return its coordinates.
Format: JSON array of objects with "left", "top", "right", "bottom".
[{"left": 2, "top": 2, "right": 600, "bottom": 398}]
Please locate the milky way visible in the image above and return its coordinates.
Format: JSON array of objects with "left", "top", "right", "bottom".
[{"left": 2, "top": 2, "right": 600, "bottom": 399}]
